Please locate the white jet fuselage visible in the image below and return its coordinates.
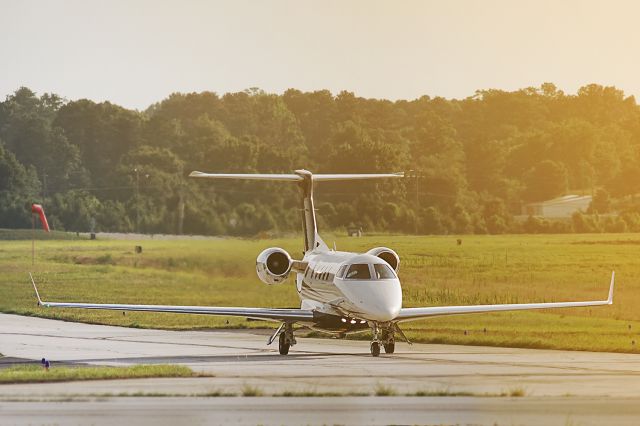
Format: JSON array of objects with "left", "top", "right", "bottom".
[{"left": 297, "top": 250, "right": 402, "bottom": 324}]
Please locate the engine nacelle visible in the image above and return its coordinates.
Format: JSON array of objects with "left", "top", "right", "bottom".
[
  {"left": 256, "top": 247, "right": 292, "bottom": 285},
  {"left": 366, "top": 247, "right": 400, "bottom": 272}
]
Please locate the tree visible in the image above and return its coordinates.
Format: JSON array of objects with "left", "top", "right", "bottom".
[
  {"left": 0, "top": 88, "right": 84, "bottom": 194},
  {"left": 590, "top": 188, "right": 611, "bottom": 214},
  {"left": 1, "top": 83, "right": 639, "bottom": 236},
  {"left": 54, "top": 99, "right": 142, "bottom": 187},
  {"left": 523, "top": 160, "right": 568, "bottom": 202},
  {"left": 0, "top": 142, "right": 41, "bottom": 227}
]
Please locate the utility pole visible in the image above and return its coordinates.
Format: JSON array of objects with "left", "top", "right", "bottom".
[
  {"left": 177, "top": 187, "right": 185, "bottom": 235},
  {"left": 134, "top": 168, "right": 140, "bottom": 234},
  {"left": 413, "top": 170, "right": 420, "bottom": 235},
  {"left": 177, "top": 165, "right": 185, "bottom": 235}
]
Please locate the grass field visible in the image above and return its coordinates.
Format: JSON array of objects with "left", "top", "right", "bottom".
[
  {"left": 1, "top": 230, "right": 639, "bottom": 353},
  {"left": 0, "top": 364, "right": 196, "bottom": 384}
]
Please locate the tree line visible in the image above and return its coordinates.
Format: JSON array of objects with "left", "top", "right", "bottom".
[{"left": 1, "top": 84, "right": 640, "bottom": 236}]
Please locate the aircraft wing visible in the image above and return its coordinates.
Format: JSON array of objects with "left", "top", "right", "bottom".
[
  {"left": 396, "top": 272, "right": 615, "bottom": 323},
  {"left": 29, "top": 274, "right": 314, "bottom": 323}
]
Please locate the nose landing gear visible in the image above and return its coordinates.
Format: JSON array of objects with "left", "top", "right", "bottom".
[
  {"left": 370, "top": 323, "right": 382, "bottom": 357},
  {"left": 370, "top": 323, "right": 406, "bottom": 356}
]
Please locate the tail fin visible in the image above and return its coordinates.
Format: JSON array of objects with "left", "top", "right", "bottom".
[{"left": 190, "top": 169, "right": 404, "bottom": 253}]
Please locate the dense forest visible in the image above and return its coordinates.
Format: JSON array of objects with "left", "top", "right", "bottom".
[{"left": 1, "top": 84, "right": 639, "bottom": 236}]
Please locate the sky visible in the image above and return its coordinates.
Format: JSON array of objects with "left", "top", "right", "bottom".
[{"left": 1, "top": 0, "right": 639, "bottom": 110}]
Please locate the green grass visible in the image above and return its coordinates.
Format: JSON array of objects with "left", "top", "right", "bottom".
[
  {"left": 240, "top": 384, "right": 264, "bottom": 397},
  {"left": 275, "top": 390, "right": 347, "bottom": 397},
  {"left": 508, "top": 387, "right": 527, "bottom": 397},
  {"left": 374, "top": 383, "right": 397, "bottom": 396},
  {"left": 1, "top": 231, "right": 639, "bottom": 352},
  {"left": 0, "top": 364, "right": 197, "bottom": 384},
  {"left": 0, "top": 388, "right": 545, "bottom": 399},
  {"left": 409, "top": 387, "right": 526, "bottom": 397}
]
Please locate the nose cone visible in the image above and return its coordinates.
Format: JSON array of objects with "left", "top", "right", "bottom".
[
  {"left": 340, "top": 279, "right": 402, "bottom": 322},
  {"left": 366, "top": 300, "right": 401, "bottom": 321}
]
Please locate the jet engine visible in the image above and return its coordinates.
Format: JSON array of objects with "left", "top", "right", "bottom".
[
  {"left": 366, "top": 247, "right": 400, "bottom": 272},
  {"left": 256, "top": 247, "right": 292, "bottom": 285}
]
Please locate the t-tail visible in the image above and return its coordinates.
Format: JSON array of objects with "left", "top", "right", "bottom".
[{"left": 189, "top": 169, "right": 404, "bottom": 253}]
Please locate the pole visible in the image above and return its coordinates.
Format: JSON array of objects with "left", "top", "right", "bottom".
[
  {"left": 32, "top": 214, "right": 35, "bottom": 266},
  {"left": 177, "top": 187, "right": 185, "bottom": 235},
  {"left": 135, "top": 168, "right": 140, "bottom": 234},
  {"left": 415, "top": 172, "right": 419, "bottom": 235}
]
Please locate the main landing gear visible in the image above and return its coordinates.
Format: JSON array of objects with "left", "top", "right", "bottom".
[
  {"left": 279, "top": 332, "right": 290, "bottom": 355},
  {"left": 370, "top": 341, "right": 381, "bottom": 357},
  {"left": 382, "top": 328, "right": 395, "bottom": 354},
  {"left": 270, "top": 322, "right": 297, "bottom": 355}
]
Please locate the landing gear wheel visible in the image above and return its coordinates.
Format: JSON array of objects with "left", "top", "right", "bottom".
[
  {"left": 383, "top": 342, "right": 395, "bottom": 354},
  {"left": 370, "top": 341, "right": 381, "bottom": 357},
  {"left": 278, "top": 332, "right": 290, "bottom": 355}
]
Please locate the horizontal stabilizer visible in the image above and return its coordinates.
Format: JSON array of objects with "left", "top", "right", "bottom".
[
  {"left": 189, "top": 170, "right": 404, "bottom": 182},
  {"left": 312, "top": 173, "right": 404, "bottom": 181},
  {"left": 189, "top": 172, "right": 301, "bottom": 181}
]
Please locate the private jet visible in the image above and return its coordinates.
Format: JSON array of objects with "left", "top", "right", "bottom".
[{"left": 30, "top": 170, "right": 615, "bottom": 356}]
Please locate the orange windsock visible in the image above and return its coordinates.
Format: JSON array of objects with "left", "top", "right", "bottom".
[{"left": 31, "top": 204, "right": 50, "bottom": 232}]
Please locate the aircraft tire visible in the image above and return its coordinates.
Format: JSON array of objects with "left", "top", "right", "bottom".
[
  {"left": 278, "top": 332, "right": 290, "bottom": 355},
  {"left": 383, "top": 342, "right": 395, "bottom": 354},
  {"left": 370, "top": 341, "right": 381, "bottom": 357}
]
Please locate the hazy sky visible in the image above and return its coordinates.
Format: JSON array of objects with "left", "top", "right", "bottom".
[{"left": 1, "top": 0, "right": 639, "bottom": 109}]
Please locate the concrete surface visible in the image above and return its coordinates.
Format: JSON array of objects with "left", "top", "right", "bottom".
[
  {"left": 2, "top": 396, "right": 640, "bottom": 426},
  {"left": 2, "top": 312, "right": 640, "bottom": 425},
  {"left": 2, "top": 313, "right": 640, "bottom": 397}
]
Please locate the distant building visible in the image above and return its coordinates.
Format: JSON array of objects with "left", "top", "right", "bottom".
[{"left": 522, "top": 195, "right": 592, "bottom": 218}]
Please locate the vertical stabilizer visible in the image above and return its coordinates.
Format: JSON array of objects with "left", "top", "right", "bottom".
[{"left": 294, "top": 170, "right": 327, "bottom": 253}]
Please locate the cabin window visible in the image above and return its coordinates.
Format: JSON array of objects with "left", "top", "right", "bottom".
[
  {"left": 374, "top": 263, "right": 396, "bottom": 279},
  {"left": 345, "top": 264, "right": 371, "bottom": 280}
]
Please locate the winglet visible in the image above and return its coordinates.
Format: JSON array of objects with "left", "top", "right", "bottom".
[
  {"left": 607, "top": 271, "right": 615, "bottom": 304},
  {"left": 29, "top": 272, "right": 43, "bottom": 306}
]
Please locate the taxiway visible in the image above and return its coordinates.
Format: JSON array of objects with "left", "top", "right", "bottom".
[{"left": 1, "top": 313, "right": 640, "bottom": 425}]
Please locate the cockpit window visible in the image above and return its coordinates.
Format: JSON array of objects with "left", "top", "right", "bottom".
[
  {"left": 374, "top": 263, "right": 396, "bottom": 279},
  {"left": 345, "top": 264, "right": 371, "bottom": 279}
]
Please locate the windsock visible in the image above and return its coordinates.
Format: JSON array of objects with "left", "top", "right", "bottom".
[{"left": 31, "top": 204, "right": 50, "bottom": 232}]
